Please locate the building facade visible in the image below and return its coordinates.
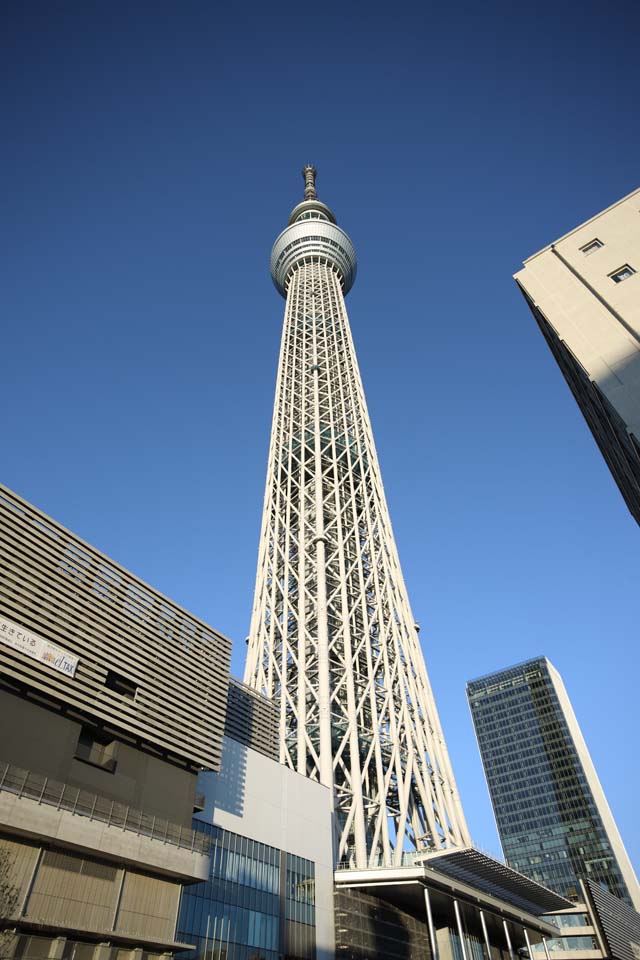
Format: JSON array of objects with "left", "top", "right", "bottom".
[
  {"left": 514, "top": 187, "right": 640, "bottom": 524},
  {"left": 0, "top": 483, "right": 232, "bottom": 958},
  {"left": 176, "top": 678, "right": 336, "bottom": 960},
  {"left": 467, "top": 658, "right": 640, "bottom": 911},
  {"left": 334, "top": 847, "right": 573, "bottom": 960},
  {"left": 0, "top": 483, "right": 341, "bottom": 960},
  {"left": 530, "top": 879, "right": 640, "bottom": 960},
  {"left": 244, "top": 164, "right": 469, "bottom": 869}
]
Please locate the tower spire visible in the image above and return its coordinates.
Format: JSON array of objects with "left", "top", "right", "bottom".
[{"left": 302, "top": 163, "right": 317, "bottom": 200}]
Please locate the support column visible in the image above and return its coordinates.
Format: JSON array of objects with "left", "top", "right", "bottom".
[
  {"left": 503, "top": 920, "right": 515, "bottom": 960},
  {"left": 19, "top": 845, "right": 43, "bottom": 916},
  {"left": 479, "top": 910, "right": 492, "bottom": 960},
  {"left": 93, "top": 944, "right": 113, "bottom": 960},
  {"left": 454, "top": 901, "right": 469, "bottom": 960},
  {"left": 423, "top": 886, "right": 439, "bottom": 960},
  {"left": 541, "top": 939, "right": 551, "bottom": 960},
  {"left": 47, "top": 937, "right": 67, "bottom": 960},
  {"left": 312, "top": 332, "right": 334, "bottom": 796},
  {"left": 523, "top": 928, "right": 533, "bottom": 959}
]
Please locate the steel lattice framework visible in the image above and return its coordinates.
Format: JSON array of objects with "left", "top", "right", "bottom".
[{"left": 245, "top": 167, "right": 470, "bottom": 867}]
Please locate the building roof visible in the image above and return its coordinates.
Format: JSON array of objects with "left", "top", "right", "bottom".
[{"left": 415, "top": 846, "right": 574, "bottom": 916}]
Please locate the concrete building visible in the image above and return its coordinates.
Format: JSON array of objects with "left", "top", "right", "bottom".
[
  {"left": 0, "top": 483, "right": 232, "bottom": 958},
  {"left": 514, "top": 187, "right": 640, "bottom": 524},
  {"left": 177, "top": 679, "right": 336, "bottom": 960},
  {"left": 466, "top": 658, "right": 640, "bottom": 911},
  {"left": 0, "top": 483, "right": 339, "bottom": 960},
  {"left": 334, "top": 848, "right": 575, "bottom": 960}
]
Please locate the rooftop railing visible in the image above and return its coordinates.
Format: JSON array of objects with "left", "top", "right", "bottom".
[{"left": 0, "top": 760, "right": 211, "bottom": 856}]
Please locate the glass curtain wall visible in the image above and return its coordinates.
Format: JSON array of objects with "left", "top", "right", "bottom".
[{"left": 177, "top": 824, "right": 316, "bottom": 960}]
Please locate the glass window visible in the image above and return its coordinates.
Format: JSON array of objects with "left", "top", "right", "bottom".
[
  {"left": 610, "top": 264, "right": 636, "bottom": 283},
  {"left": 579, "top": 239, "right": 603, "bottom": 255}
]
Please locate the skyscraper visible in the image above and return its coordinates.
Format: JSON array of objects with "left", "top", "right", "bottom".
[
  {"left": 514, "top": 187, "right": 640, "bottom": 524},
  {"left": 467, "top": 657, "right": 640, "bottom": 911},
  {"left": 244, "top": 166, "right": 469, "bottom": 868}
]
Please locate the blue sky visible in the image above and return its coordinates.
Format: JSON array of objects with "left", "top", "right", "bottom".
[{"left": 3, "top": 1, "right": 639, "bottom": 870}]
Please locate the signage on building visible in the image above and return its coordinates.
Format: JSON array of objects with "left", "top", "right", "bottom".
[{"left": 0, "top": 615, "right": 79, "bottom": 677}]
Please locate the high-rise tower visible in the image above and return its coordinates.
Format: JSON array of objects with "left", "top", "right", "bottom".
[
  {"left": 245, "top": 167, "right": 469, "bottom": 868},
  {"left": 467, "top": 657, "right": 640, "bottom": 911}
]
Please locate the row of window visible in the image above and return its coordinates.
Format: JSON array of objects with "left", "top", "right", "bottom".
[{"left": 579, "top": 238, "right": 636, "bottom": 282}]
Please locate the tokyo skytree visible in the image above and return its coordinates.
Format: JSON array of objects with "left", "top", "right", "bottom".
[{"left": 245, "top": 166, "right": 469, "bottom": 868}]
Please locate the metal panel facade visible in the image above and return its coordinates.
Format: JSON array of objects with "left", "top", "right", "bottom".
[
  {"left": 223, "top": 678, "right": 279, "bottom": 760},
  {"left": 0, "top": 484, "right": 231, "bottom": 770}
]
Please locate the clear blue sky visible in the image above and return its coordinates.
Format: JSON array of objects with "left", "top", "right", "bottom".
[{"left": 3, "top": 2, "right": 639, "bottom": 871}]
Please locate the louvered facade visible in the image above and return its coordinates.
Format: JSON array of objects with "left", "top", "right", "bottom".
[{"left": 0, "top": 484, "right": 231, "bottom": 770}]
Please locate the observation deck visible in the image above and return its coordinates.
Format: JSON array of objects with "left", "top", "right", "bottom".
[{"left": 270, "top": 165, "right": 357, "bottom": 297}]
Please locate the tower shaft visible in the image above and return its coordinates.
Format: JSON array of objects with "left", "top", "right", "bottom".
[{"left": 245, "top": 172, "right": 469, "bottom": 867}]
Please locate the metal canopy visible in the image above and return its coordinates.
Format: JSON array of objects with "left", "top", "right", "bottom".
[{"left": 416, "top": 847, "right": 574, "bottom": 915}]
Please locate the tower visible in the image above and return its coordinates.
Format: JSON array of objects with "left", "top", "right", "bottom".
[
  {"left": 245, "top": 167, "right": 469, "bottom": 868},
  {"left": 467, "top": 657, "right": 640, "bottom": 911}
]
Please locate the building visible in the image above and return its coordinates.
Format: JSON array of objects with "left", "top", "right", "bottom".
[
  {"left": 529, "top": 879, "right": 640, "bottom": 960},
  {"left": 177, "top": 677, "right": 337, "bottom": 960},
  {"left": 244, "top": 163, "right": 469, "bottom": 869},
  {"left": 514, "top": 187, "right": 640, "bottom": 524},
  {"left": 0, "top": 483, "right": 340, "bottom": 960},
  {"left": 466, "top": 657, "right": 640, "bottom": 911},
  {"left": 0, "top": 483, "right": 232, "bottom": 958},
  {"left": 334, "top": 847, "right": 574, "bottom": 960}
]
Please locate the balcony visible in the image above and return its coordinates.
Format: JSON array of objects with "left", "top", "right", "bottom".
[{"left": 0, "top": 760, "right": 211, "bottom": 881}]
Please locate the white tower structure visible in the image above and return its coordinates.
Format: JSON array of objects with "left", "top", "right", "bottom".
[{"left": 245, "top": 167, "right": 470, "bottom": 868}]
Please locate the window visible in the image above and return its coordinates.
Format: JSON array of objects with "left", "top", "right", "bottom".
[
  {"left": 105, "top": 669, "right": 137, "bottom": 700},
  {"left": 75, "top": 727, "right": 118, "bottom": 772},
  {"left": 610, "top": 264, "right": 636, "bottom": 283},
  {"left": 579, "top": 239, "right": 603, "bottom": 255}
]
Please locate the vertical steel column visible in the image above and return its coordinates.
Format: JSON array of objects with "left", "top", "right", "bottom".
[
  {"left": 479, "top": 909, "right": 492, "bottom": 960},
  {"left": 541, "top": 938, "right": 551, "bottom": 960},
  {"left": 523, "top": 928, "right": 533, "bottom": 959},
  {"left": 503, "top": 920, "right": 515, "bottom": 960},
  {"left": 19, "top": 845, "right": 43, "bottom": 917},
  {"left": 423, "top": 886, "right": 439, "bottom": 960},
  {"left": 311, "top": 318, "right": 334, "bottom": 795},
  {"left": 454, "top": 900, "right": 469, "bottom": 960}
]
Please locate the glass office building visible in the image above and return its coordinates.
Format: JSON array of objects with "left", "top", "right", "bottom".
[
  {"left": 177, "top": 822, "right": 316, "bottom": 960},
  {"left": 467, "top": 657, "right": 640, "bottom": 911}
]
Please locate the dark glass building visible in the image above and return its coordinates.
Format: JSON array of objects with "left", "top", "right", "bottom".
[{"left": 467, "top": 657, "right": 639, "bottom": 911}]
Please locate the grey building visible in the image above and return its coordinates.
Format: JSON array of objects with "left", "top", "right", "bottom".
[
  {"left": 0, "top": 482, "right": 339, "bottom": 960},
  {"left": 467, "top": 658, "right": 640, "bottom": 912},
  {"left": 177, "top": 680, "right": 336, "bottom": 960},
  {"left": 514, "top": 187, "right": 640, "bottom": 524},
  {"left": 0, "top": 483, "right": 232, "bottom": 958}
]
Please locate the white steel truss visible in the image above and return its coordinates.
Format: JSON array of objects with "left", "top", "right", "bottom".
[{"left": 245, "top": 168, "right": 470, "bottom": 868}]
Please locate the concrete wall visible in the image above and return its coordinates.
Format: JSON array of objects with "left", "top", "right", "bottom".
[
  {"left": 0, "top": 790, "right": 210, "bottom": 880},
  {"left": 515, "top": 187, "right": 640, "bottom": 439},
  {"left": 0, "top": 689, "right": 197, "bottom": 826},
  {"left": 195, "top": 734, "right": 335, "bottom": 959}
]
